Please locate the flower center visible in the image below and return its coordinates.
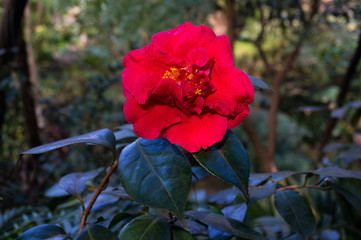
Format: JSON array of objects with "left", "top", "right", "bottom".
[{"left": 162, "top": 58, "right": 216, "bottom": 103}]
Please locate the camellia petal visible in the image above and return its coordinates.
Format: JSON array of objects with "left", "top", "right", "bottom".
[
  {"left": 227, "top": 106, "right": 250, "bottom": 129},
  {"left": 173, "top": 25, "right": 216, "bottom": 59},
  {"left": 152, "top": 22, "right": 195, "bottom": 54},
  {"left": 205, "top": 35, "right": 234, "bottom": 66},
  {"left": 124, "top": 96, "right": 181, "bottom": 140},
  {"left": 122, "top": 43, "right": 179, "bottom": 96},
  {"left": 205, "top": 65, "right": 254, "bottom": 116},
  {"left": 133, "top": 72, "right": 161, "bottom": 104},
  {"left": 165, "top": 113, "right": 228, "bottom": 153},
  {"left": 186, "top": 47, "right": 209, "bottom": 66}
]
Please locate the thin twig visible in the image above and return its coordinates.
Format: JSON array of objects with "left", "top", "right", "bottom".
[
  {"left": 77, "top": 161, "right": 119, "bottom": 235},
  {"left": 277, "top": 184, "right": 330, "bottom": 192}
]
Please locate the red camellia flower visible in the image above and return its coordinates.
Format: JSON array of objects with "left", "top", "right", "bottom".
[{"left": 122, "top": 22, "right": 254, "bottom": 152}]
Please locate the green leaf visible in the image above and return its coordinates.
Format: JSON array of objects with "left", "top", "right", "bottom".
[
  {"left": 271, "top": 171, "right": 297, "bottom": 182},
  {"left": 334, "top": 186, "right": 361, "bottom": 214},
  {"left": 118, "top": 215, "right": 171, "bottom": 240},
  {"left": 172, "top": 226, "right": 194, "bottom": 240},
  {"left": 45, "top": 183, "right": 69, "bottom": 198},
  {"left": 76, "top": 224, "right": 118, "bottom": 240},
  {"left": 274, "top": 190, "right": 316, "bottom": 238},
  {"left": 193, "top": 131, "right": 250, "bottom": 201},
  {"left": 118, "top": 138, "right": 192, "bottom": 228},
  {"left": 20, "top": 129, "right": 116, "bottom": 158},
  {"left": 185, "top": 211, "right": 263, "bottom": 240},
  {"left": 59, "top": 168, "right": 103, "bottom": 197},
  {"left": 309, "top": 167, "right": 361, "bottom": 180},
  {"left": 17, "top": 224, "right": 66, "bottom": 240},
  {"left": 249, "top": 181, "right": 275, "bottom": 203},
  {"left": 248, "top": 75, "right": 272, "bottom": 91}
]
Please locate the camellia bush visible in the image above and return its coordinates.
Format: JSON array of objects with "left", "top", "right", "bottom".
[{"left": 16, "top": 23, "right": 361, "bottom": 240}]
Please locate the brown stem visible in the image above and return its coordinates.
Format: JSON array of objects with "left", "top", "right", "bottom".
[
  {"left": 277, "top": 184, "right": 330, "bottom": 192},
  {"left": 243, "top": 119, "right": 277, "bottom": 172},
  {"left": 78, "top": 161, "right": 120, "bottom": 235}
]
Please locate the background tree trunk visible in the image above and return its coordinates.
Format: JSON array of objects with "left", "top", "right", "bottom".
[{"left": 0, "top": 0, "right": 42, "bottom": 203}]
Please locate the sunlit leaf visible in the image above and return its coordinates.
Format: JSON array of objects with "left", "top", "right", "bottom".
[
  {"left": 274, "top": 190, "right": 316, "bottom": 238},
  {"left": 76, "top": 224, "right": 118, "bottom": 240},
  {"left": 193, "top": 131, "right": 250, "bottom": 201},
  {"left": 17, "top": 224, "right": 66, "bottom": 240},
  {"left": 185, "top": 211, "right": 263, "bottom": 240},
  {"left": 118, "top": 215, "right": 171, "bottom": 240},
  {"left": 118, "top": 138, "right": 191, "bottom": 228},
  {"left": 248, "top": 75, "right": 272, "bottom": 91},
  {"left": 59, "top": 168, "right": 103, "bottom": 197},
  {"left": 20, "top": 129, "right": 116, "bottom": 158}
]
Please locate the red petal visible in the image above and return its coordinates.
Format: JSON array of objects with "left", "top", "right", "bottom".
[
  {"left": 124, "top": 96, "right": 181, "bottom": 139},
  {"left": 151, "top": 22, "right": 195, "bottom": 54},
  {"left": 165, "top": 113, "right": 227, "bottom": 152},
  {"left": 173, "top": 25, "right": 216, "bottom": 59},
  {"left": 122, "top": 43, "right": 179, "bottom": 96},
  {"left": 186, "top": 47, "right": 209, "bottom": 66},
  {"left": 205, "top": 65, "right": 254, "bottom": 116},
  {"left": 133, "top": 72, "right": 160, "bottom": 104},
  {"left": 205, "top": 35, "right": 234, "bottom": 66},
  {"left": 227, "top": 106, "right": 250, "bottom": 129}
]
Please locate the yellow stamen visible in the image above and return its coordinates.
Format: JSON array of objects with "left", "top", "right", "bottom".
[{"left": 195, "top": 89, "right": 202, "bottom": 95}]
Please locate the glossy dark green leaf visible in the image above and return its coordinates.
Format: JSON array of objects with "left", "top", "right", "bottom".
[
  {"left": 20, "top": 129, "right": 116, "bottom": 157},
  {"left": 249, "top": 173, "right": 271, "bottom": 186},
  {"left": 172, "top": 226, "right": 194, "bottom": 240},
  {"left": 309, "top": 167, "right": 361, "bottom": 180},
  {"left": 59, "top": 168, "right": 102, "bottom": 197},
  {"left": 185, "top": 211, "right": 263, "bottom": 240},
  {"left": 118, "top": 215, "right": 171, "bottom": 240},
  {"left": 248, "top": 75, "right": 272, "bottom": 91},
  {"left": 335, "top": 186, "right": 361, "bottom": 213},
  {"left": 118, "top": 138, "right": 191, "bottom": 227},
  {"left": 274, "top": 190, "right": 316, "bottom": 238},
  {"left": 113, "top": 125, "right": 137, "bottom": 141},
  {"left": 193, "top": 131, "right": 250, "bottom": 201},
  {"left": 76, "top": 224, "right": 118, "bottom": 240},
  {"left": 17, "top": 224, "right": 66, "bottom": 240},
  {"left": 249, "top": 181, "right": 276, "bottom": 203},
  {"left": 191, "top": 166, "right": 210, "bottom": 182}
]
